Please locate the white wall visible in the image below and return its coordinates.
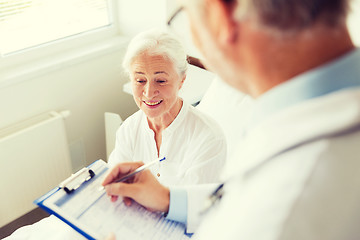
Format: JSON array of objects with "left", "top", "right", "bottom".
[
  {"left": 348, "top": 0, "right": 360, "bottom": 46},
  {"left": 0, "top": 42, "right": 138, "bottom": 171},
  {"left": 118, "top": 0, "right": 167, "bottom": 37}
]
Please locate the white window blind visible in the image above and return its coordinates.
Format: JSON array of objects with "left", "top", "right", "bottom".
[{"left": 0, "top": 0, "right": 111, "bottom": 55}]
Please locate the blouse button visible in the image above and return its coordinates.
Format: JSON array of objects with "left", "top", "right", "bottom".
[{"left": 157, "top": 173, "right": 160, "bottom": 177}]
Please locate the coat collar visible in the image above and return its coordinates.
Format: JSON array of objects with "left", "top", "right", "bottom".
[{"left": 249, "top": 48, "right": 360, "bottom": 130}]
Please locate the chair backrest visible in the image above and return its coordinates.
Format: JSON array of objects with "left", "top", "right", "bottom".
[
  {"left": 196, "top": 77, "right": 255, "bottom": 178},
  {"left": 104, "top": 112, "right": 123, "bottom": 160}
]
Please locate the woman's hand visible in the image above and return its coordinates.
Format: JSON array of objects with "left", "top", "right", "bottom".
[{"left": 101, "top": 162, "right": 170, "bottom": 213}]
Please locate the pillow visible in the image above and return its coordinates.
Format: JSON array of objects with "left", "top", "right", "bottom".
[
  {"left": 179, "top": 64, "right": 216, "bottom": 105},
  {"left": 197, "top": 76, "right": 255, "bottom": 166}
]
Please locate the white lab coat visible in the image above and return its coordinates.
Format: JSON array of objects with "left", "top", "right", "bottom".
[{"left": 187, "top": 87, "right": 360, "bottom": 239}]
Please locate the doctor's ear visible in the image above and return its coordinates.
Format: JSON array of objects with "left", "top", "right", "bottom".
[{"left": 206, "top": 0, "right": 238, "bottom": 44}]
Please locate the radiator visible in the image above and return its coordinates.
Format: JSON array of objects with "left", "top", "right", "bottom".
[{"left": 0, "top": 111, "right": 72, "bottom": 227}]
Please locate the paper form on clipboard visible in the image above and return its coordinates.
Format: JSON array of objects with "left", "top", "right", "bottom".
[{"left": 34, "top": 160, "right": 190, "bottom": 240}]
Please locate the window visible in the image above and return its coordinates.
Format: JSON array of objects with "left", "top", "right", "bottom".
[{"left": 0, "top": 0, "right": 113, "bottom": 56}]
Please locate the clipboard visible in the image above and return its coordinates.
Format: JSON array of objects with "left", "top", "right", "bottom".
[{"left": 34, "top": 160, "right": 190, "bottom": 240}]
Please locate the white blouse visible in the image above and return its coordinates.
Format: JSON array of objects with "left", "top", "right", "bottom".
[{"left": 108, "top": 101, "right": 227, "bottom": 186}]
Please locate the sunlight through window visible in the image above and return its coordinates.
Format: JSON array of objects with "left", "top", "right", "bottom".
[{"left": 0, "top": 0, "right": 111, "bottom": 55}]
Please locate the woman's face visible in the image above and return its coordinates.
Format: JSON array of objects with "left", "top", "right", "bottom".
[{"left": 130, "top": 53, "right": 185, "bottom": 120}]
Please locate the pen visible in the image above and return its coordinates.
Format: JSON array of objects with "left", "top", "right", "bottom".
[
  {"left": 114, "top": 157, "right": 166, "bottom": 183},
  {"left": 100, "top": 157, "right": 166, "bottom": 190}
]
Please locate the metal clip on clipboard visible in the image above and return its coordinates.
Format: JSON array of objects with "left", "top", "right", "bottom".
[{"left": 59, "top": 167, "right": 95, "bottom": 194}]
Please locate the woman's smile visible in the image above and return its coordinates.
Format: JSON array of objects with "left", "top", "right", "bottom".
[{"left": 143, "top": 100, "right": 163, "bottom": 107}]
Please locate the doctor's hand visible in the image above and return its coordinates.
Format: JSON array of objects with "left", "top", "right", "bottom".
[
  {"left": 103, "top": 233, "right": 116, "bottom": 240},
  {"left": 101, "top": 162, "right": 170, "bottom": 213}
]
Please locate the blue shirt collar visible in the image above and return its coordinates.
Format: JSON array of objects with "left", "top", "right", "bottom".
[{"left": 249, "top": 48, "right": 360, "bottom": 129}]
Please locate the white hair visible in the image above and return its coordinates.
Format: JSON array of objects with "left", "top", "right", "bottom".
[{"left": 122, "top": 28, "right": 188, "bottom": 76}]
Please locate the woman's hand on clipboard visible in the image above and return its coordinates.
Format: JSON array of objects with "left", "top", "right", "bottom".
[{"left": 101, "top": 161, "right": 170, "bottom": 213}]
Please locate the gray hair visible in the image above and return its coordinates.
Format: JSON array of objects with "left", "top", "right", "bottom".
[
  {"left": 122, "top": 29, "right": 188, "bottom": 76},
  {"left": 235, "top": 0, "right": 351, "bottom": 31}
]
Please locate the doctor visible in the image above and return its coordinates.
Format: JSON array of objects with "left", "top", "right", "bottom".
[{"left": 103, "top": 0, "right": 360, "bottom": 239}]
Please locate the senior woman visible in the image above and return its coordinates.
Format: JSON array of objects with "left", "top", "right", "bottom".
[{"left": 108, "top": 29, "right": 226, "bottom": 186}]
